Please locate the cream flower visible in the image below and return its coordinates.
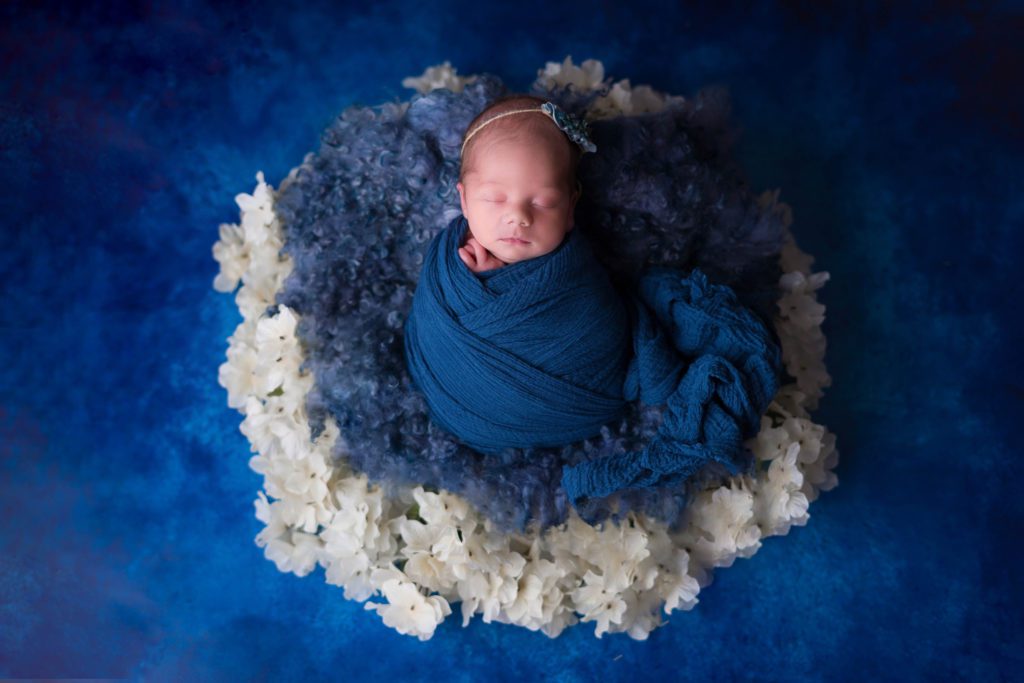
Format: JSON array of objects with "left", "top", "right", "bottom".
[
  {"left": 500, "top": 559, "right": 565, "bottom": 628},
  {"left": 255, "top": 502, "right": 322, "bottom": 578},
  {"left": 240, "top": 395, "right": 311, "bottom": 463},
  {"left": 236, "top": 256, "right": 292, "bottom": 322},
  {"left": 409, "top": 486, "right": 471, "bottom": 526},
  {"left": 252, "top": 307, "right": 304, "bottom": 394},
  {"left": 753, "top": 442, "right": 810, "bottom": 535},
  {"left": 681, "top": 482, "right": 761, "bottom": 569},
  {"left": 212, "top": 221, "right": 249, "bottom": 293},
  {"left": 282, "top": 452, "right": 330, "bottom": 499},
  {"left": 450, "top": 520, "right": 527, "bottom": 625},
  {"left": 590, "top": 79, "right": 683, "bottom": 119},
  {"left": 777, "top": 280, "right": 827, "bottom": 331},
  {"left": 782, "top": 417, "right": 826, "bottom": 464},
  {"left": 619, "top": 587, "right": 672, "bottom": 640},
  {"left": 657, "top": 549, "right": 701, "bottom": 613},
  {"left": 234, "top": 172, "right": 276, "bottom": 247},
  {"left": 364, "top": 578, "right": 452, "bottom": 641},
  {"left": 321, "top": 477, "right": 400, "bottom": 602},
  {"left": 324, "top": 551, "right": 376, "bottom": 601},
  {"left": 401, "top": 61, "right": 478, "bottom": 94},
  {"left": 534, "top": 56, "right": 607, "bottom": 92},
  {"left": 572, "top": 569, "right": 629, "bottom": 638},
  {"left": 505, "top": 556, "right": 577, "bottom": 632},
  {"left": 801, "top": 430, "right": 840, "bottom": 496},
  {"left": 218, "top": 329, "right": 259, "bottom": 409},
  {"left": 268, "top": 489, "right": 330, "bottom": 535},
  {"left": 321, "top": 481, "right": 373, "bottom": 553},
  {"left": 398, "top": 516, "right": 464, "bottom": 592}
]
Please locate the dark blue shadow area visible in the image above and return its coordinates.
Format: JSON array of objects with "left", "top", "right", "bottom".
[{"left": 1, "top": 0, "right": 1021, "bottom": 680}]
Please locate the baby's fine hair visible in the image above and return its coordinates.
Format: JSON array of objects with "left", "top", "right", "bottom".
[{"left": 458, "top": 93, "right": 583, "bottom": 189}]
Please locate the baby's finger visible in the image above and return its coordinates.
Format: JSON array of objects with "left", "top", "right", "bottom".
[
  {"left": 470, "top": 239, "right": 488, "bottom": 264},
  {"left": 458, "top": 246, "right": 474, "bottom": 268}
]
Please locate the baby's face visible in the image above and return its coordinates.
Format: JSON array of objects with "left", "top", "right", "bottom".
[{"left": 457, "top": 134, "right": 578, "bottom": 266}]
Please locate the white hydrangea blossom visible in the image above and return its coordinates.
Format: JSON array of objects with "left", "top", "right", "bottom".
[
  {"left": 364, "top": 576, "right": 453, "bottom": 641},
  {"left": 254, "top": 491, "right": 323, "bottom": 577},
  {"left": 589, "top": 79, "right": 687, "bottom": 119},
  {"left": 218, "top": 319, "right": 259, "bottom": 409},
  {"left": 773, "top": 206, "right": 832, "bottom": 410},
  {"left": 212, "top": 221, "right": 248, "bottom": 293},
  {"left": 213, "top": 59, "right": 840, "bottom": 641},
  {"left": 401, "top": 60, "right": 478, "bottom": 94},
  {"left": 531, "top": 55, "right": 686, "bottom": 121},
  {"left": 674, "top": 481, "right": 762, "bottom": 577},
  {"left": 534, "top": 55, "right": 608, "bottom": 92},
  {"left": 322, "top": 474, "right": 402, "bottom": 601}
]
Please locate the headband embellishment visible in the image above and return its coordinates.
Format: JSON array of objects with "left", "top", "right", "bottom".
[{"left": 460, "top": 101, "right": 597, "bottom": 156}]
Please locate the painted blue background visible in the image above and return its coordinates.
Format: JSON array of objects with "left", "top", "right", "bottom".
[{"left": 1, "top": 0, "right": 1021, "bottom": 680}]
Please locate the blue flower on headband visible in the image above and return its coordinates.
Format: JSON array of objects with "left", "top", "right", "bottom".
[{"left": 541, "top": 101, "right": 597, "bottom": 154}]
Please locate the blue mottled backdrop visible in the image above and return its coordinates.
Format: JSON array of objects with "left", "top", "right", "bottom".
[{"left": 1, "top": 0, "right": 1021, "bottom": 680}]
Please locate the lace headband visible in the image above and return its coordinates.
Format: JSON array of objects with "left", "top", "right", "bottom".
[{"left": 460, "top": 101, "right": 597, "bottom": 156}]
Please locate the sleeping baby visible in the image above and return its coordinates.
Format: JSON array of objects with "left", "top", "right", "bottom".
[
  {"left": 454, "top": 94, "right": 587, "bottom": 273},
  {"left": 403, "top": 95, "right": 783, "bottom": 509}
]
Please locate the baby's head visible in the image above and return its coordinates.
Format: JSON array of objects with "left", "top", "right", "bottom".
[{"left": 456, "top": 95, "right": 584, "bottom": 265}]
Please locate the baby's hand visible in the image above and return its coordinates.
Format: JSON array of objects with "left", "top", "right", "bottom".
[{"left": 459, "top": 237, "right": 506, "bottom": 273}]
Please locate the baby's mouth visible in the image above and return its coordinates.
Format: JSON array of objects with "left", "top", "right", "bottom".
[{"left": 500, "top": 237, "right": 530, "bottom": 244}]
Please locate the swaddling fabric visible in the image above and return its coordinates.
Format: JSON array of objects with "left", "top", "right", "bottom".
[{"left": 403, "top": 214, "right": 782, "bottom": 508}]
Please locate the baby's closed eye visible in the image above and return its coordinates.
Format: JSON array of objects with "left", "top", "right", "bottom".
[{"left": 481, "top": 195, "right": 561, "bottom": 208}]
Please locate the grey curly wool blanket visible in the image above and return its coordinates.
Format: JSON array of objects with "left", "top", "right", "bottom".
[{"left": 274, "top": 74, "right": 790, "bottom": 533}]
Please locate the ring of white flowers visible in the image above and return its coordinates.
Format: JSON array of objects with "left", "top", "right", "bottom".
[{"left": 213, "top": 57, "right": 839, "bottom": 641}]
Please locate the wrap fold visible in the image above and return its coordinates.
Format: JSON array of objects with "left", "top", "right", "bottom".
[{"left": 403, "top": 214, "right": 782, "bottom": 509}]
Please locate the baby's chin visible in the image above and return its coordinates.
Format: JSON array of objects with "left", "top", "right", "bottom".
[{"left": 492, "top": 244, "right": 548, "bottom": 264}]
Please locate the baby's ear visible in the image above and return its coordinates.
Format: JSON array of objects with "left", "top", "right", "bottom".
[{"left": 457, "top": 182, "right": 467, "bottom": 214}]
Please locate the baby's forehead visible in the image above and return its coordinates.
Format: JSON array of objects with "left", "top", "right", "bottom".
[
  {"left": 468, "top": 139, "right": 572, "bottom": 183},
  {"left": 461, "top": 115, "right": 576, "bottom": 190},
  {"left": 471, "top": 114, "right": 570, "bottom": 155}
]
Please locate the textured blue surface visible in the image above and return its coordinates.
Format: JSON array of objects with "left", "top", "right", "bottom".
[{"left": 1, "top": 0, "right": 1021, "bottom": 680}]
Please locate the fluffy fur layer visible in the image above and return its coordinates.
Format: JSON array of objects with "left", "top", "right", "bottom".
[{"left": 274, "top": 75, "right": 789, "bottom": 534}]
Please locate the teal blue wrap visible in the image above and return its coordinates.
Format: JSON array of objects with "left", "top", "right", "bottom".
[{"left": 403, "top": 214, "right": 782, "bottom": 509}]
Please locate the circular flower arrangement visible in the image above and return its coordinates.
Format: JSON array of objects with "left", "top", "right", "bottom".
[{"left": 213, "top": 57, "right": 839, "bottom": 641}]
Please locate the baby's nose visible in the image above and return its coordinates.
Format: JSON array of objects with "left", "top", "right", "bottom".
[{"left": 506, "top": 207, "right": 531, "bottom": 226}]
